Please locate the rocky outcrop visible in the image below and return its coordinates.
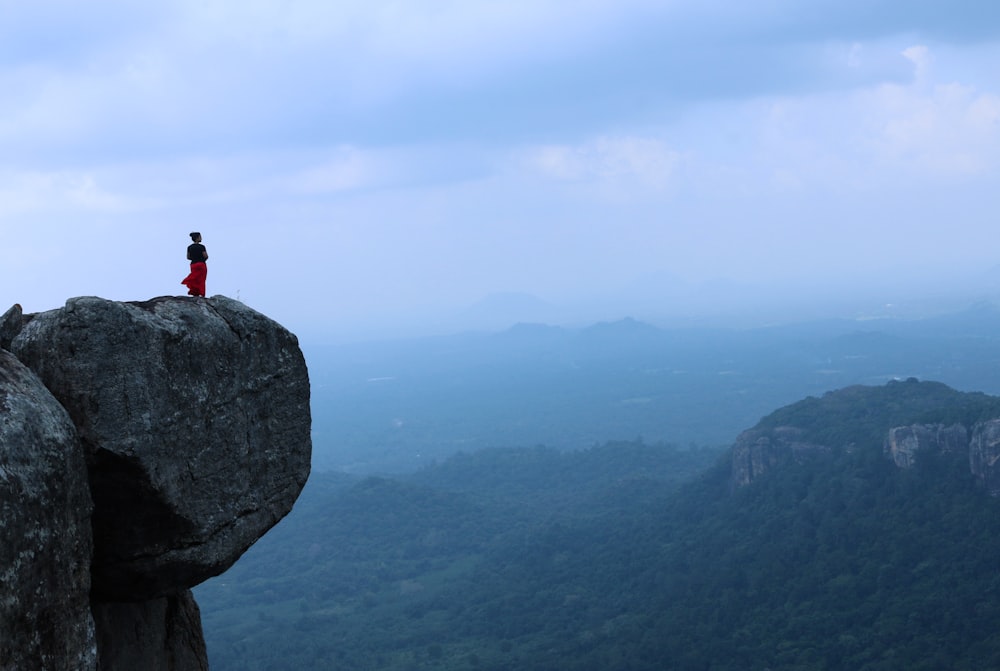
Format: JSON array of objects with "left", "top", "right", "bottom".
[
  {"left": 0, "top": 349, "right": 96, "bottom": 671},
  {"left": 0, "top": 302, "right": 24, "bottom": 350},
  {"left": 885, "top": 420, "right": 1000, "bottom": 495},
  {"left": 969, "top": 419, "right": 1000, "bottom": 496},
  {"left": 731, "top": 406, "right": 1000, "bottom": 497},
  {"left": 1, "top": 295, "right": 311, "bottom": 670},
  {"left": 92, "top": 592, "right": 208, "bottom": 671},
  {"left": 884, "top": 424, "right": 968, "bottom": 469},
  {"left": 13, "top": 295, "right": 312, "bottom": 601},
  {"left": 730, "top": 425, "right": 830, "bottom": 488}
]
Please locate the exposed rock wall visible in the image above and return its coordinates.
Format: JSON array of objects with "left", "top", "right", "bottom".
[
  {"left": 732, "top": 414, "right": 1000, "bottom": 497},
  {"left": 969, "top": 419, "right": 1000, "bottom": 496},
  {"left": 92, "top": 592, "right": 208, "bottom": 671},
  {"left": 885, "top": 420, "right": 1000, "bottom": 496},
  {"left": 1, "top": 296, "right": 312, "bottom": 671},
  {"left": 0, "top": 349, "right": 96, "bottom": 671},
  {"left": 884, "top": 424, "right": 968, "bottom": 469},
  {"left": 730, "top": 426, "right": 830, "bottom": 489}
]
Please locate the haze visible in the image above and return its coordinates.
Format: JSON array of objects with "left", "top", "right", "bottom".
[{"left": 2, "top": 1, "right": 998, "bottom": 342}]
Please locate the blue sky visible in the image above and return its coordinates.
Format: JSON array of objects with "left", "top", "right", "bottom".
[{"left": 1, "top": 1, "right": 999, "bottom": 341}]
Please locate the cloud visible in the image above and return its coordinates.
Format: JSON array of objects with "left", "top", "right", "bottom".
[
  {"left": 10, "top": 0, "right": 995, "bottom": 166},
  {"left": 0, "top": 170, "right": 146, "bottom": 218},
  {"left": 1, "top": 1, "right": 999, "bottom": 339},
  {"left": 869, "top": 48, "right": 1000, "bottom": 177},
  {"left": 700, "top": 43, "right": 1000, "bottom": 195},
  {"left": 524, "top": 136, "right": 682, "bottom": 193},
  {"left": 902, "top": 45, "right": 933, "bottom": 77},
  {"left": 0, "top": 2, "right": 164, "bottom": 67},
  {"left": 286, "top": 148, "right": 378, "bottom": 195},
  {"left": 509, "top": 38, "right": 1000, "bottom": 209}
]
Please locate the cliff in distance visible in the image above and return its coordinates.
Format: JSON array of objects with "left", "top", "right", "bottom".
[
  {"left": 731, "top": 378, "right": 1000, "bottom": 492},
  {"left": 0, "top": 296, "right": 312, "bottom": 671}
]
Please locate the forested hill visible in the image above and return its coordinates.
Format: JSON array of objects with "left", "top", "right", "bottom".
[
  {"left": 730, "top": 377, "right": 1000, "bottom": 490},
  {"left": 755, "top": 377, "right": 1000, "bottom": 447},
  {"left": 197, "top": 381, "right": 1000, "bottom": 670}
]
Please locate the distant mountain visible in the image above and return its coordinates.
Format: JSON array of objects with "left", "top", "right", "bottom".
[
  {"left": 451, "top": 292, "right": 564, "bottom": 331},
  {"left": 580, "top": 316, "right": 661, "bottom": 339},
  {"left": 198, "top": 380, "right": 1000, "bottom": 670},
  {"left": 305, "top": 305, "right": 1000, "bottom": 473}
]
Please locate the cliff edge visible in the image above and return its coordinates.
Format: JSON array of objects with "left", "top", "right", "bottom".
[{"left": 0, "top": 296, "right": 312, "bottom": 671}]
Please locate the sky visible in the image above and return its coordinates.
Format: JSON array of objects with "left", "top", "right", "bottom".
[{"left": 1, "top": 0, "right": 999, "bottom": 342}]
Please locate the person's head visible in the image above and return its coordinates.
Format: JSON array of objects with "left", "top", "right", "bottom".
[{"left": 190, "top": 232, "right": 202, "bottom": 243}]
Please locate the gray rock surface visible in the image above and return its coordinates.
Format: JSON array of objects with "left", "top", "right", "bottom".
[
  {"left": 0, "top": 302, "right": 24, "bottom": 350},
  {"left": 11, "top": 295, "right": 312, "bottom": 601},
  {"left": 970, "top": 419, "right": 1000, "bottom": 496},
  {"left": 884, "top": 423, "right": 969, "bottom": 469},
  {"left": 92, "top": 591, "right": 208, "bottom": 671},
  {"left": 730, "top": 425, "right": 830, "bottom": 488},
  {"left": 0, "top": 349, "right": 96, "bottom": 671},
  {"left": 736, "top": 416, "right": 1000, "bottom": 497}
]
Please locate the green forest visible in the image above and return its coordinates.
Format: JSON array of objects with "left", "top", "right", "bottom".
[{"left": 196, "top": 380, "right": 1000, "bottom": 670}]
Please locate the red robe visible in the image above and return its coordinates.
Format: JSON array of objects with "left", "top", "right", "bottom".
[{"left": 182, "top": 262, "right": 207, "bottom": 297}]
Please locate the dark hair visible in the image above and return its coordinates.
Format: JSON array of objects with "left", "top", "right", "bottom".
[{"left": 190, "top": 232, "right": 201, "bottom": 241}]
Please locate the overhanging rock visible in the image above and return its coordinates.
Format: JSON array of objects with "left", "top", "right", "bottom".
[{"left": 12, "top": 295, "right": 312, "bottom": 601}]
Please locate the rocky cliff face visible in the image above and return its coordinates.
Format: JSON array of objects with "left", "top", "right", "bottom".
[
  {"left": 731, "top": 406, "right": 1000, "bottom": 495},
  {"left": 885, "top": 420, "right": 1000, "bottom": 495},
  {"left": 884, "top": 424, "right": 968, "bottom": 469},
  {"left": 0, "top": 348, "right": 95, "bottom": 671},
  {"left": 730, "top": 425, "right": 831, "bottom": 489},
  {"left": 969, "top": 419, "right": 1000, "bottom": 496},
  {"left": 0, "top": 296, "right": 311, "bottom": 671}
]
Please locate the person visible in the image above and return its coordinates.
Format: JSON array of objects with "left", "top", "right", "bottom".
[{"left": 181, "top": 232, "right": 209, "bottom": 297}]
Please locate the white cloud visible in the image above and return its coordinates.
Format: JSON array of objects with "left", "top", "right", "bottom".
[
  {"left": 902, "top": 44, "right": 933, "bottom": 82},
  {"left": 1, "top": 2, "right": 1000, "bottom": 338},
  {"left": 287, "top": 147, "right": 379, "bottom": 195},
  {"left": 869, "top": 48, "right": 1000, "bottom": 176},
  {"left": 696, "top": 42, "right": 1000, "bottom": 196},
  {"left": 0, "top": 170, "right": 147, "bottom": 218},
  {"left": 525, "top": 136, "right": 682, "bottom": 191}
]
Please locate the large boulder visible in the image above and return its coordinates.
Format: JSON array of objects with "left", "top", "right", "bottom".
[
  {"left": 11, "top": 295, "right": 312, "bottom": 601},
  {"left": 92, "top": 591, "right": 208, "bottom": 671},
  {"left": 0, "top": 302, "right": 24, "bottom": 350},
  {"left": 0, "top": 349, "right": 96, "bottom": 671}
]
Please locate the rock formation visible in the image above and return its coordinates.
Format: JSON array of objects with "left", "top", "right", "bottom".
[
  {"left": 91, "top": 593, "right": 208, "bottom": 671},
  {"left": 969, "top": 419, "right": 1000, "bottom": 496},
  {"left": 884, "top": 420, "right": 1000, "bottom": 495},
  {"left": 884, "top": 424, "right": 968, "bottom": 469},
  {"left": 1, "top": 296, "right": 311, "bottom": 670},
  {"left": 729, "top": 382, "right": 1000, "bottom": 496},
  {"left": 730, "top": 425, "right": 830, "bottom": 489},
  {"left": 0, "top": 349, "right": 96, "bottom": 671}
]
